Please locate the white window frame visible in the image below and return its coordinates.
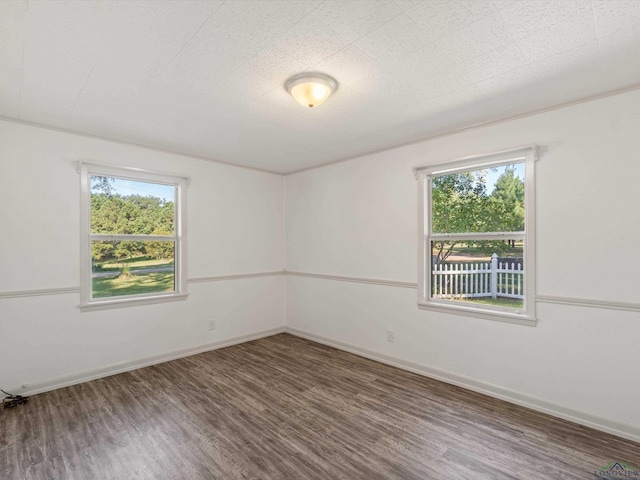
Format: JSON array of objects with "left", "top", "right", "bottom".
[
  {"left": 78, "top": 162, "right": 188, "bottom": 311},
  {"left": 414, "top": 145, "right": 536, "bottom": 326}
]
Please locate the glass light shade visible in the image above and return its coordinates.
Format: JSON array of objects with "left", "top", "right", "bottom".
[{"left": 285, "top": 73, "right": 337, "bottom": 108}]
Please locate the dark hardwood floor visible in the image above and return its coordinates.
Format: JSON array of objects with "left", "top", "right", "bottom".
[{"left": 1, "top": 333, "right": 638, "bottom": 479}]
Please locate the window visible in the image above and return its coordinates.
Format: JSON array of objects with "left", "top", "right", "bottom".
[
  {"left": 79, "top": 163, "right": 188, "bottom": 309},
  {"left": 415, "top": 146, "right": 536, "bottom": 326}
]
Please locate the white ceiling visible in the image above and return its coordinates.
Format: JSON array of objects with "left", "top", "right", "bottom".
[{"left": 2, "top": 0, "right": 640, "bottom": 173}]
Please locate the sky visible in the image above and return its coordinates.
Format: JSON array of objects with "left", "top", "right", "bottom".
[
  {"left": 484, "top": 162, "right": 524, "bottom": 194},
  {"left": 91, "top": 176, "right": 174, "bottom": 202}
]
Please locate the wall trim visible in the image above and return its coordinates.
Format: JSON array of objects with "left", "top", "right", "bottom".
[
  {"left": 284, "top": 270, "right": 418, "bottom": 289},
  {"left": 4, "top": 273, "right": 639, "bottom": 314},
  {"left": 285, "top": 327, "right": 640, "bottom": 444},
  {"left": 0, "top": 271, "right": 286, "bottom": 299},
  {"left": 9, "top": 327, "right": 285, "bottom": 397},
  {"left": 6, "top": 270, "right": 640, "bottom": 312},
  {"left": 536, "top": 295, "right": 640, "bottom": 313},
  {"left": 188, "top": 270, "right": 285, "bottom": 283},
  {"left": 0, "top": 286, "right": 80, "bottom": 299},
  {"left": 286, "top": 271, "right": 640, "bottom": 313}
]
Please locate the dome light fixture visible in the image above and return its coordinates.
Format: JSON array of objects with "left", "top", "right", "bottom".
[{"left": 285, "top": 72, "right": 338, "bottom": 108}]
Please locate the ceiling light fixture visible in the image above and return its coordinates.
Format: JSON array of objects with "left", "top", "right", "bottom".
[{"left": 285, "top": 72, "right": 338, "bottom": 108}]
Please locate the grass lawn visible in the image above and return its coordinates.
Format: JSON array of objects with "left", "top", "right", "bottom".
[
  {"left": 459, "top": 297, "right": 523, "bottom": 308},
  {"left": 94, "top": 256, "right": 173, "bottom": 272},
  {"left": 93, "top": 272, "right": 174, "bottom": 298},
  {"left": 436, "top": 242, "right": 524, "bottom": 261}
]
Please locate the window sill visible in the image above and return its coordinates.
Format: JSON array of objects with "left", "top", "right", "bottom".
[
  {"left": 79, "top": 293, "right": 188, "bottom": 312},
  {"left": 417, "top": 301, "right": 537, "bottom": 327}
]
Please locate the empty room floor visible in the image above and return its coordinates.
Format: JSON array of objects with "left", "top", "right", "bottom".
[{"left": 1, "top": 333, "right": 638, "bottom": 479}]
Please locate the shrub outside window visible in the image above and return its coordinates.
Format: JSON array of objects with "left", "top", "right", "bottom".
[
  {"left": 79, "top": 163, "right": 188, "bottom": 310},
  {"left": 415, "top": 146, "right": 536, "bottom": 326}
]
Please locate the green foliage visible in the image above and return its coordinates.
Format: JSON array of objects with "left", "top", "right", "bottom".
[
  {"left": 91, "top": 194, "right": 174, "bottom": 235},
  {"left": 432, "top": 171, "right": 491, "bottom": 234},
  {"left": 90, "top": 191, "right": 175, "bottom": 263},
  {"left": 492, "top": 166, "right": 525, "bottom": 233},
  {"left": 145, "top": 226, "right": 175, "bottom": 260},
  {"left": 114, "top": 241, "right": 142, "bottom": 262},
  {"left": 431, "top": 166, "right": 525, "bottom": 264},
  {"left": 91, "top": 241, "right": 114, "bottom": 262}
]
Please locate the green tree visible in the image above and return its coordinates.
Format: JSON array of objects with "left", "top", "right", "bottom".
[
  {"left": 114, "top": 241, "right": 141, "bottom": 263},
  {"left": 91, "top": 241, "right": 114, "bottom": 262},
  {"left": 91, "top": 176, "right": 114, "bottom": 196},
  {"left": 145, "top": 226, "right": 175, "bottom": 261},
  {"left": 491, "top": 167, "right": 525, "bottom": 246},
  {"left": 431, "top": 170, "right": 514, "bottom": 264},
  {"left": 90, "top": 190, "right": 174, "bottom": 263},
  {"left": 491, "top": 166, "right": 524, "bottom": 228}
]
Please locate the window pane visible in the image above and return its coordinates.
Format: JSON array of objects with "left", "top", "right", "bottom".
[
  {"left": 430, "top": 240, "right": 524, "bottom": 310},
  {"left": 91, "top": 240, "right": 175, "bottom": 298},
  {"left": 90, "top": 176, "right": 175, "bottom": 235},
  {"left": 431, "top": 163, "right": 525, "bottom": 234}
]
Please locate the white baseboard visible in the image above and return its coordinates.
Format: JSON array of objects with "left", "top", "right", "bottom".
[
  {"left": 285, "top": 327, "right": 640, "bottom": 444},
  {"left": 11, "top": 324, "right": 638, "bottom": 445},
  {"left": 12, "top": 327, "right": 286, "bottom": 397}
]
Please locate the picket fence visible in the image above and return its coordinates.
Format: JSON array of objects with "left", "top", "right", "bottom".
[{"left": 432, "top": 253, "right": 523, "bottom": 299}]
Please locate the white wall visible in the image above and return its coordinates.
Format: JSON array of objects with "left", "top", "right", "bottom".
[
  {"left": 0, "top": 120, "right": 285, "bottom": 392},
  {"left": 285, "top": 89, "right": 640, "bottom": 440},
  {"left": 2, "top": 89, "right": 639, "bottom": 442}
]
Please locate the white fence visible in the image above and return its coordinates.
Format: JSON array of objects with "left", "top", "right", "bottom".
[{"left": 432, "top": 253, "right": 523, "bottom": 300}]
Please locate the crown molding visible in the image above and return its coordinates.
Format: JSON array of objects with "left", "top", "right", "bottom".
[
  {"left": 0, "top": 116, "right": 284, "bottom": 176},
  {"left": 284, "top": 81, "right": 640, "bottom": 176},
  {"left": 4, "top": 83, "right": 640, "bottom": 177}
]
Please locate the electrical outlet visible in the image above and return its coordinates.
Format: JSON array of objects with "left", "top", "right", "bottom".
[
  {"left": 387, "top": 330, "right": 395, "bottom": 342},
  {"left": 208, "top": 319, "right": 216, "bottom": 331}
]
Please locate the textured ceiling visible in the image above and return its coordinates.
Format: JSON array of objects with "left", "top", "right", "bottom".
[{"left": 2, "top": 0, "right": 640, "bottom": 173}]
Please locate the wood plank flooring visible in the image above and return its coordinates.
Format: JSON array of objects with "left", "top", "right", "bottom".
[{"left": 1, "top": 333, "right": 638, "bottom": 479}]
